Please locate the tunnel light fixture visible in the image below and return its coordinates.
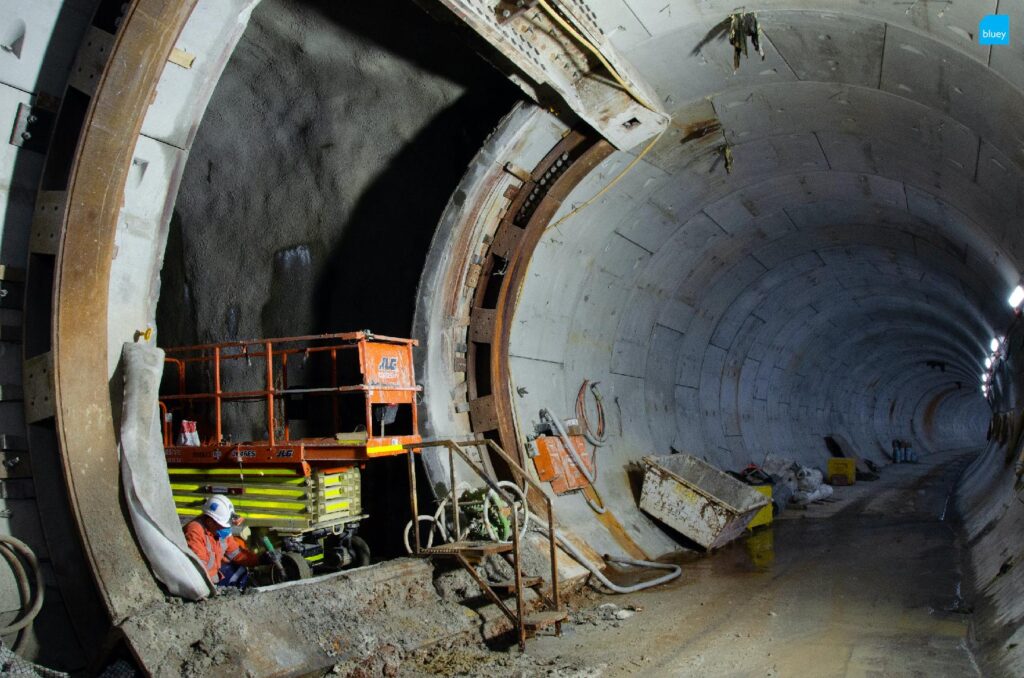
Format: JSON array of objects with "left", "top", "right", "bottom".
[
  {"left": 1010, "top": 285, "right": 1024, "bottom": 309},
  {"left": 991, "top": 337, "right": 1002, "bottom": 353},
  {"left": 982, "top": 373, "right": 990, "bottom": 383},
  {"left": 985, "top": 357, "right": 993, "bottom": 369}
]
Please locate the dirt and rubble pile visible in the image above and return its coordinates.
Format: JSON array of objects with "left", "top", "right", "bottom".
[{"left": 118, "top": 559, "right": 478, "bottom": 677}]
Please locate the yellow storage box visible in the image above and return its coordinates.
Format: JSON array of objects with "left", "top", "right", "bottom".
[
  {"left": 827, "top": 458, "right": 856, "bottom": 485},
  {"left": 747, "top": 485, "right": 773, "bottom": 530}
]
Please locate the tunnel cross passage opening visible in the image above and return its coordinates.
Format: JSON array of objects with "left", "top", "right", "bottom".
[{"left": 152, "top": 0, "right": 521, "bottom": 566}]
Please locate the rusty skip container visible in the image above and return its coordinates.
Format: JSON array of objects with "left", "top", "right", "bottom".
[{"left": 639, "top": 455, "right": 770, "bottom": 549}]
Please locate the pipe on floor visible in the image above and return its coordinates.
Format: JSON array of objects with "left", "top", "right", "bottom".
[{"left": 529, "top": 515, "right": 681, "bottom": 593}]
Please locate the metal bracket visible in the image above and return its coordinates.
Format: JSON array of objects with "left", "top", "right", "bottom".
[
  {"left": 495, "top": 0, "right": 536, "bottom": 24},
  {"left": 24, "top": 352, "right": 55, "bottom": 423},
  {"left": 8, "top": 103, "right": 56, "bottom": 154},
  {"left": 469, "top": 308, "right": 496, "bottom": 343},
  {"left": 68, "top": 27, "right": 115, "bottom": 96},
  {"left": 0, "top": 452, "right": 30, "bottom": 480},
  {"left": 30, "top": 191, "right": 66, "bottom": 255},
  {"left": 469, "top": 395, "right": 500, "bottom": 431},
  {"left": 0, "top": 281, "right": 23, "bottom": 310}
]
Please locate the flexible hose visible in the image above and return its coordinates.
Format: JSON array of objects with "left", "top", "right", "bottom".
[
  {"left": 547, "top": 129, "right": 665, "bottom": 232},
  {"left": 529, "top": 515, "right": 681, "bottom": 593},
  {"left": 535, "top": 0, "right": 670, "bottom": 236},
  {"left": 403, "top": 515, "right": 444, "bottom": 555},
  {"left": 541, "top": 408, "right": 607, "bottom": 514},
  {"left": 576, "top": 380, "right": 607, "bottom": 447},
  {"left": 534, "top": 0, "right": 656, "bottom": 111},
  {"left": 432, "top": 481, "right": 472, "bottom": 542},
  {"left": 0, "top": 543, "right": 28, "bottom": 652},
  {"left": 482, "top": 480, "right": 531, "bottom": 543},
  {"left": 404, "top": 481, "right": 532, "bottom": 552},
  {"left": 0, "top": 535, "right": 43, "bottom": 637}
]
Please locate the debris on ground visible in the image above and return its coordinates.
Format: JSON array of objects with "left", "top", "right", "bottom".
[
  {"left": 792, "top": 466, "right": 834, "bottom": 505},
  {"left": 761, "top": 458, "right": 837, "bottom": 506},
  {"left": 568, "top": 602, "right": 643, "bottom": 630},
  {"left": 401, "top": 641, "right": 605, "bottom": 677}
]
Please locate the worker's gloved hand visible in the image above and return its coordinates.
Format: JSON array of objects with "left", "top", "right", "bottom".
[{"left": 261, "top": 550, "right": 283, "bottom": 568}]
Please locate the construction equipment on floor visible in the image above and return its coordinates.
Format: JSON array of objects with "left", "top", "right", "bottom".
[
  {"left": 639, "top": 454, "right": 769, "bottom": 550},
  {"left": 530, "top": 433, "right": 593, "bottom": 494},
  {"left": 159, "top": 331, "right": 421, "bottom": 578},
  {"left": 532, "top": 405, "right": 607, "bottom": 513},
  {"left": 401, "top": 438, "right": 566, "bottom": 651},
  {"left": 747, "top": 485, "right": 774, "bottom": 529},
  {"left": 827, "top": 458, "right": 857, "bottom": 486}
]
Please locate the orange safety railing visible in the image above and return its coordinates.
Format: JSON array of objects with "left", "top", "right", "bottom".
[{"left": 160, "top": 331, "right": 420, "bottom": 463}]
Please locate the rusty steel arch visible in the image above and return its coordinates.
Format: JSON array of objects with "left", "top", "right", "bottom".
[
  {"left": 24, "top": 0, "right": 199, "bottom": 645},
  {"left": 461, "top": 132, "right": 613, "bottom": 471}
]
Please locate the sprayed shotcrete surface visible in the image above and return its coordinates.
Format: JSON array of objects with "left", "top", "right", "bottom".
[{"left": 159, "top": 0, "right": 516, "bottom": 352}]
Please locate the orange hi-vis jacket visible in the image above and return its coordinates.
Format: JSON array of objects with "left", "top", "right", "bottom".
[{"left": 183, "top": 518, "right": 259, "bottom": 582}]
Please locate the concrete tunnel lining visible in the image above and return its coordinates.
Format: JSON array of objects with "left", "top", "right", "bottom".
[
  {"left": 7, "top": 0, "right": 1024, "bottom": 672},
  {"left": 415, "top": 3, "right": 1019, "bottom": 560}
]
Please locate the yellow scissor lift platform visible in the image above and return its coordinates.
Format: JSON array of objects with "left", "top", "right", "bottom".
[
  {"left": 169, "top": 465, "right": 362, "bottom": 531},
  {"left": 159, "top": 331, "right": 421, "bottom": 579}
]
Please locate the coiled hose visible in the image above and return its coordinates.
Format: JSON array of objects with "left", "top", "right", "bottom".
[
  {"left": 0, "top": 535, "right": 44, "bottom": 652},
  {"left": 576, "top": 380, "right": 607, "bottom": 447},
  {"left": 540, "top": 408, "right": 607, "bottom": 514},
  {"left": 528, "top": 514, "right": 681, "bottom": 593},
  {"left": 403, "top": 480, "right": 530, "bottom": 553}
]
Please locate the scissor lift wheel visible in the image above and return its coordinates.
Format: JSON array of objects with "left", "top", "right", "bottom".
[{"left": 272, "top": 551, "right": 313, "bottom": 583}]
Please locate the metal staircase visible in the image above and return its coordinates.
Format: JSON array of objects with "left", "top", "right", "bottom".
[{"left": 402, "top": 438, "right": 566, "bottom": 650}]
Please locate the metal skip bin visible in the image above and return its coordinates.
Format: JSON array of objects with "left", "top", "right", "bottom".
[{"left": 639, "top": 455, "right": 770, "bottom": 549}]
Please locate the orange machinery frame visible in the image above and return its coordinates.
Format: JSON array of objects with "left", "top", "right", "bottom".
[{"left": 160, "top": 331, "right": 421, "bottom": 471}]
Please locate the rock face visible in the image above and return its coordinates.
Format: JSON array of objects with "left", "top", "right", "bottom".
[{"left": 158, "top": 0, "right": 518, "bottom": 349}]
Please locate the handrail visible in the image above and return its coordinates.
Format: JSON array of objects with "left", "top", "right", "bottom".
[
  {"left": 402, "top": 438, "right": 561, "bottom": 624},
  {"left": 160, "top": 333, "right": 421, "bottom": 450},
  {"left": 160, "top": 385, "right": 422, "bottom": 401},
  {"left": 163, "top": 331, "right": 417, "bottom": 355}
]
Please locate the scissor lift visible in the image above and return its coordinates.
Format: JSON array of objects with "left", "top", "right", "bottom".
[{"left": 159, "top": 330, "right": 421, "bottom": 577}]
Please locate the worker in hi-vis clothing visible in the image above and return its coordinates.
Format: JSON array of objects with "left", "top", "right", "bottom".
[{"left": 184, "top": 494, "right": 278, "bottom": 587}]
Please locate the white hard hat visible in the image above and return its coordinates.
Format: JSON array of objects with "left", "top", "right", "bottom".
[{"left": 201, "top": 494, "right": 235, "bottom": 527}]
